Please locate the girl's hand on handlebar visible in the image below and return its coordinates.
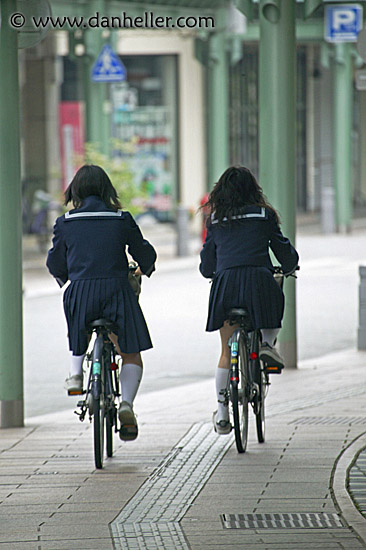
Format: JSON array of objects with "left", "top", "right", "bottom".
[{"left": 134, "top": 266, "right": 143, "bottom": 277}]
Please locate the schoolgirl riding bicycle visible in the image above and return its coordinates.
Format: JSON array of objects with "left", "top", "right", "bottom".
[
  {"left": 46, "top": 164, "right": 156, "bottom": 441},
  {"left": 199, "top": 166, "right": 299, "bottom": 435}
]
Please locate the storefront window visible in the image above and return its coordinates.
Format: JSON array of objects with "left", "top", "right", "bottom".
[{"left": 111, "top": 55, "right": 178, "bottom": 221}]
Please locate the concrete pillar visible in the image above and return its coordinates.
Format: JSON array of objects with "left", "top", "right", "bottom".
[
  {"left": 259, "top": 0, "right": 297, "bottom": 368},
  {"left": 359, "top": 92, "right": 366, "bottom": 203},
  {"left": 0, "top": 0, "right": 24, "bottom": 427},
  {"left": 318, "top": 64, "right": 336, "bottom": 232},
  {"left": 44, "top": 36, "right": 63, "bottom": 197},
  {"left": 83, "top": 0, "right": 110, "bottom": 155},
  {"left": 333, "top": 42, "right": 353, "bottom": 233},
  {"left": 208, "top": 8, "right": 229, "bottom": 186}
]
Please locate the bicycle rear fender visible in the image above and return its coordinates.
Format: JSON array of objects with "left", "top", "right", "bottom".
[{"left": 91, "top": 334, "right": 104, "bottom": 399}]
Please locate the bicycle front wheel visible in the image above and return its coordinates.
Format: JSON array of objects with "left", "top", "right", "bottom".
[{"left": 231, "top": 333, "right": 249, "bottom": 453}]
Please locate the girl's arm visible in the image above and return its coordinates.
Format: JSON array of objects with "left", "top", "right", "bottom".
[
  {"left": 199, "top": 224, "right": 217, "bottom": 278},
  {"left": 126, "top": 213, "right": 157, "bottom": 277},
  {"left": 46, "top": 217, "right": 68, "bottom": 286},
  {"left": 269, "top": 213, "right": 299, "bottom": 274}
]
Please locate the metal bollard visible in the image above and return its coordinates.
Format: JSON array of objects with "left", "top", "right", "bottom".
[
  {"left": 357, "top": 266, "right": 366, "bottom": 350},
  {"left": 176, "top": 204, "right": 189, "bottom": 257}
]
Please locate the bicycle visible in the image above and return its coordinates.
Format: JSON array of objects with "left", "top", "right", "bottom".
[
  {"left": 73, "top": 265, "right": 142, "bottom": 469},
  {"left": 74, "top": 319, "right": 120, "bottom": 469},
  {"left": 225, "top": 266, "right": 298, "bottom": 453}
]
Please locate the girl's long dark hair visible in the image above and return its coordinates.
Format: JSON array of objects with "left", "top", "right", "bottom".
[
  {"left": 202, "top": 166, "right": 280, "bottom": 225},
  {"left": 64, "top": 164, "right": 122, "bottom": 211}
]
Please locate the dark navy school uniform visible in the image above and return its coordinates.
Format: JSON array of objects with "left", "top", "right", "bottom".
[
  {"left": 46, "top": 195, "right": 157, "bottom": 355},
  {"left": 199, "top": 205, "right": 299, "bottom": 332}
]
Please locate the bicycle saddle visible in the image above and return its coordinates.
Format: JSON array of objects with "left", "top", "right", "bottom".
[
  {"left": 228, "top": 308, "right": 249, "bottom": 318},
  {"left": 227, "top": 308, "right": 253, "bottom": 330},
  {"left": 87, "top": 318, "right": 117, "bottom": 331}
]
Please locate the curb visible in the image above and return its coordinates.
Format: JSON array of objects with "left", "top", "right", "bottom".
[{"left": 332, "top": 431, "right": 366, "bottom": 545}]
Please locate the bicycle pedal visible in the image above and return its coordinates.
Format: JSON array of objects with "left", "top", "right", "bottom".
[
  {"left": 68, "top": 390, "right": 83, "bottom": 396},
  {"left": 265, "top": 365, "right": 283, "bottom": 374}
]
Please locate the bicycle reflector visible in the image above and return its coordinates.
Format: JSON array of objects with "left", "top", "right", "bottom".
[
  {"left": 250, "top": 352, "right": 258, "bottom": 360},
  {"left": 111, "top": 362, "right": 118, "bottom": 371},
  {"left": 230, "top": 376, "right": 239, "bottom": 382},
  {"left": 265, "top": 365, "right": 283, "bottom": 374}
]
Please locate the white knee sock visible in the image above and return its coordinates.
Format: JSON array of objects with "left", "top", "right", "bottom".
[
  {"left": 70, "top": 354, "right": 85, "bottom": 377},
  {"left": 120, "top": 364, "right": 143, "bottom": 406},
  {"left": 261, "top": 329, "right": 280, "bottom": 347},
  {"left": 215, "top": 367, "right": 230, "bottom": 422}
]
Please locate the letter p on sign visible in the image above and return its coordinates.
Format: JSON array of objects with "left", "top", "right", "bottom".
[{"left": 333, "top": 9, "right": 356, "bottom": 31}]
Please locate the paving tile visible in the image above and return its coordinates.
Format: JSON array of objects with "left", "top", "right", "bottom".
[
  {"left": 0, "top": 542, "right": 40, "bottom": 549},
  {"left": 39, "top": 538, "right": 114, "bottom": 549},
  {"left": 39, "top": 523, "right": 111, "bottom": 538}
]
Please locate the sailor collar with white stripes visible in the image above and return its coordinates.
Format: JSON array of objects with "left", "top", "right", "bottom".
[
  {"left": 64, "top": 210, "right": 123, "bottom": 220},
  {"left": 211, "top": 207, "right": 266, "bottom": 224}
]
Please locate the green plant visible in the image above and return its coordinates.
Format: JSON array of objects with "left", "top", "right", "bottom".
[{"left": 75, "top": 142, "right": 146, "bottom": 216}]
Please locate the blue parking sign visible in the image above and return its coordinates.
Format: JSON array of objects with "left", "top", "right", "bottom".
[{"left": 325, "top": 4, "right": 363, "bottom": 43}]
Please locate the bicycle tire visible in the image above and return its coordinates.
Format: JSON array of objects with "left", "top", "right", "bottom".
[
  {"left": 92, "top": 336, "right": 105, "bottom": 469},
  {"left": 231, "top": 333, "right": 249, "bottom": 453},
  {"left": 251, "top": 331, "right": 265, "bottom": 444},
  {"left": 106, "top": 407, "right": 114, "bottom": 458},
  {"left": 93, "top": 396, "right": 105, "bottom": 469},
  {"left": 255, "top": 368, "right": 266, "bottom": 443}
]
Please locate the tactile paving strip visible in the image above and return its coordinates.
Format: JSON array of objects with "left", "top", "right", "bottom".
[
  {"left": 221, "top": 512, "right": 345, "bottom": 529},
  {"left": 110, "top": 422, "right": 232, "bottom": 550}
]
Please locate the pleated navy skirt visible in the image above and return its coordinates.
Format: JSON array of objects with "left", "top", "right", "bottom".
[
  {"left": 206, "top": 266, "right": 284, "bottom": 332},
  {"left": 63, "top": 276, "right": 153, "bottom": 355}
]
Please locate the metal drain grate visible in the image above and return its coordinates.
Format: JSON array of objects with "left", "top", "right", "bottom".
[
  {"left": 221, "top": 513, "right": 345, "bottom": 529},
  {"left": 289, "top": 416, "right": 366, "bottom": 426}
]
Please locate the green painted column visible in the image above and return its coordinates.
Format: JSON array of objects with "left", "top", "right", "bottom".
[
  {"left": 208, "top": 8, "right": 229, "bottom": 187},
  {"left": 333, "top": 42, "right": 352, "bottom": 233},
  {"left": 0, "top": 0, "right": 24, "bottom": 426},
  {"left": 259, "top": 1, "right": 297, "bottom": 368},
  {"left": 83, "top": 0, "right": 110, "bottom": 155}
]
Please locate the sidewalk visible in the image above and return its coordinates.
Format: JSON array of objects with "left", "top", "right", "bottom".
[{"left": 0, "top": 348, "right": 365, "bottom": 549}]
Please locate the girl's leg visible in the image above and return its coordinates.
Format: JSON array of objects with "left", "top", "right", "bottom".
[
  {"left": 69, "top": 354, "right": 85, "bottom": 377},
  {"left": 260, "top": 328, "right": 280, "bottom": 347},
  {"left": 216, "top": 322, "right": 239, "bottom": 422},
  {"left": 119, "top": 352, "right": 143, "bottom": 406},
  {"left": 108, "top": 333, "right": 143, "bottom": 406}
]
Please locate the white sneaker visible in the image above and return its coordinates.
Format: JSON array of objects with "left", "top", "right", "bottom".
[
  {"left": 119, "top": 401, "right": 138, "bottom": 441},
  {"left": 65, "top": 374, "right": 83, "bottom": 395},
  {"left": 259, "top": 343, "right": 285, "bottom": 370},
  {"left": 212, "top": 411, "right": 232, "bottom": 435}
]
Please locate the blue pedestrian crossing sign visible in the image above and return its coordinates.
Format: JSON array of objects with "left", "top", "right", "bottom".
[
  {"left": 325, "top": 4, "right": 363, "bottom": 43},
  {"left": 91, "top": 44, "right": 127, "bottom": 82}
]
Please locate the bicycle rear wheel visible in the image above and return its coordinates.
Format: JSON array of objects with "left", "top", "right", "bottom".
[
  {"left": 93, "top": 396, "right": 105, "bottom": 468},
  {"left": 251, "top": 332, "right": 266, "bottom": 443},
  {"left": 231, "top": 333, "right": 249, "bottom": 453},
  {"left": 255, "top": 368, "right": 266, "bottom": 443},
  {"left": 92, "top": 335, "right": 105, "bottom": 469},
  {"left": 106, "top": 406, "right": 114, "bottom": 458}
]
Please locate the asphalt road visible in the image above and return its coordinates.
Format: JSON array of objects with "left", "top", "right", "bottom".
[{"left": 23, "top": 228, "right": 366, "bottom": 418}]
